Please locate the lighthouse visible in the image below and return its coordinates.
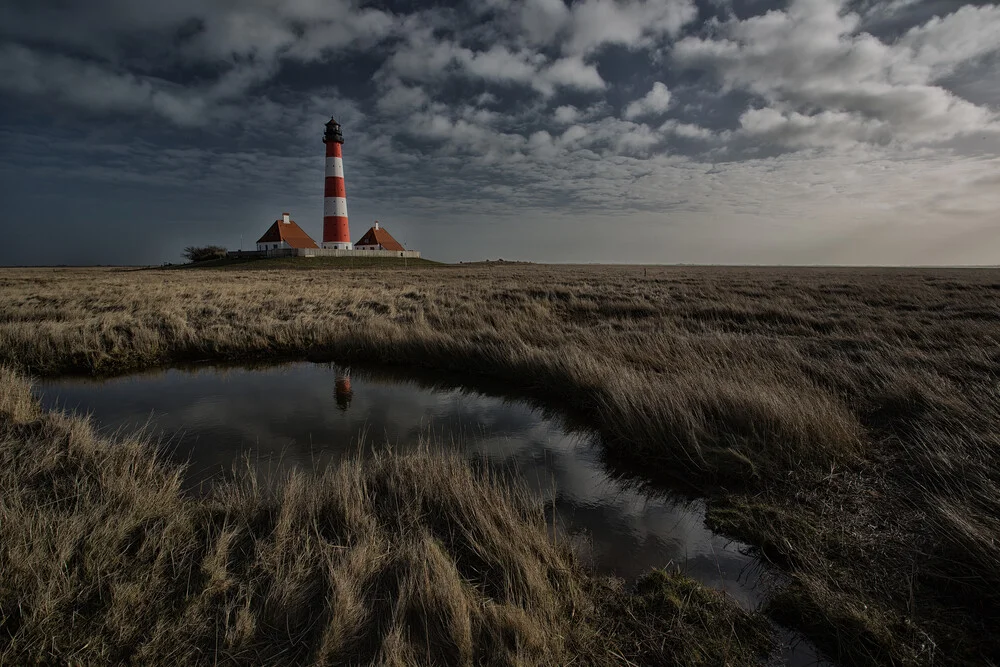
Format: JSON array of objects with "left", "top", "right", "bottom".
[{"left": 322, "top": 117, "right": 352, "bottom": 250}]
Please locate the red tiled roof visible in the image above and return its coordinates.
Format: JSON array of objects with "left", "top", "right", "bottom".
[
  {"left": 355, "top": 225, "right": 405, "bottom": 251},
  {"left": 256, "top": 219, "right": 319, "bottom": 249}
]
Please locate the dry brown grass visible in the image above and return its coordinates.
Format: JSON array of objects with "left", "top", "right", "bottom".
[
  {"left": 0, "top": 364, "right": 771, "bottom": 665},
  {"left": 0, "top": 266, "right": 865, "bottom": 482},
  {"left": 2, "top": 263, "right": 999, "bottom": 664}
]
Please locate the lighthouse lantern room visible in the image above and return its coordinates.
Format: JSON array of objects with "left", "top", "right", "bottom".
[{"left": 322, "top": 117, "right": 352, "bottom": 250}]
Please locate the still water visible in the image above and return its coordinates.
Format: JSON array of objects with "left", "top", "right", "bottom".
[{"left": 37, "top": 362, "right": 825, "bottom": 665}]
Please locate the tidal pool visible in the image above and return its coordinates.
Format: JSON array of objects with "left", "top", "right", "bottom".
[{"left": 37, "top": 362, "right": 825, "bottom": 665}]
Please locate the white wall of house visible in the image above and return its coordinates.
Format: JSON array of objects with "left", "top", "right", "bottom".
[
  {"left": 355, "top": 243, "right": 382, "bottom": 250},
  {"left": 256, "top": 241, "right": 288, "bottom": 251}
]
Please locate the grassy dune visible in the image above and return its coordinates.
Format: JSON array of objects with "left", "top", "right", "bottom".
[
  {"left": 2, "top": 264, "right": 999, "bottom": 664},
  {"left": 0, "top": 365, "right": 770, "bottom": 665},
  {"left": 170, "top": 256, "right": 445, "bottom": 270}
]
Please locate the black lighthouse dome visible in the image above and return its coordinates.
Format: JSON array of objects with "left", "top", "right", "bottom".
[{"left": 323, "top": 117, "right": 344, "bottom": 144}]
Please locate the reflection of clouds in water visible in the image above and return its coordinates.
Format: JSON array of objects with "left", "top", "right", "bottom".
[
  {"left": 490, "top": 433, "right": 765, "bottom": 606},
  {"left": 37, "top": 363, "right": 761, "bottom": 604}
]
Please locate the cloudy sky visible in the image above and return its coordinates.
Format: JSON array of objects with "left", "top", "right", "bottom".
[{"left": 1, "top": 0, "right": 999, "bottom": 265}]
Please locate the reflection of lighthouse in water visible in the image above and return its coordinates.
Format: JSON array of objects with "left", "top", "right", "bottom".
[{"left": 335, "top": 366, "right": 353, "bottom": 411}]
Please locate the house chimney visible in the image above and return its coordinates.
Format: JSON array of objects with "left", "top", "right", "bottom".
[
  {"left": 374, "top": 221, "right": 379, "bottom": 230},
  {"left": 282, "top": 212, "right": 290, "bottom": 224}
]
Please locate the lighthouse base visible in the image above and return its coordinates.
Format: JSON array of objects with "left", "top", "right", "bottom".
[{"left": 322, "top": 242, "right": 353, "bottom": 250}]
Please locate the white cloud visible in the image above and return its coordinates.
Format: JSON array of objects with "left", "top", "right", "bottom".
[
  {"left": 738, "top": 107, "right": 890, "bottom": 148},
  {"left": 0, "top": 0, "right": 400, "bottom": 67},
  {"left": 474, "top": 91, "right": 500, "bottom": 107},
  {"left": 614, "top": 123, "right": 662, "bottom": 154},
  {"left": 375, "top": 80, "right": 430, "bottom": 116},
  {"left": 458, "top": 45, "right": 543, "bottom": 84},
  {"left": 896, "top": 4, "right": 1000, "bottom": 80},
  {"left": 404, "top": 109, "right": 528, "bottom": 157},
  {"left": 380, "top": 29, "right": 463, "bottom": 82},
  {"left": 559, "top": 124, "right": 589, "bottom": 146},
  {"left": 538, "top": 56, "right": 606, "bottom": 93},
  {"left": 381, "top": 32, "right": 603, "bottom": 96},
  {"left": 517, "top": 0, "right": 571, "bottom": 46},
  {"left": 505, "top": 0, "right": 697, "bottom": 54},
  {"left": 527, "top": 129, "right": 561, "bottom": 158},
  {"left": 623, "top": 81, "right": 672, "bottom": 119},
  {"left": 564, "top": 0, "right": 698, "bottom": 54},
  {"left": 553, "top": 105, "right": 580, "bottom": 124},
  {"left": 858, "top": 0, "right": 922, "bottom": 23},
  {"left": 660, "top": 119, "right": 715, "bottom": 139},
  {"left": 673, "top": 0, "right": 1000, "bottom": 148}
]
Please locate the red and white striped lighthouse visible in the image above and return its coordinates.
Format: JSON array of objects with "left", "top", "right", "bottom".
[{"left": 322, "top": 117, "right": 352, "bottom": 250}]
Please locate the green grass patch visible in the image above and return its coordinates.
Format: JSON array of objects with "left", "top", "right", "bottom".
[{"left": 173, "top": 256, "right": 446, "bottom": 270}]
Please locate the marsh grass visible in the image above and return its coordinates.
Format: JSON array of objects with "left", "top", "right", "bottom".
[
  {"left": 0, "top": 365, "right": 771, "bottom": 665},
  {"left": 2, "top": 264, "right": 999, "bottom": 664}
]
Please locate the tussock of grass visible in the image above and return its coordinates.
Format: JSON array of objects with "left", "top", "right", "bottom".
[
  {"left": 0, "top": 366, "right": 770, "bottom": 665},
  {"left": 608, "top": 569, "right": 773, "bottom": 665},
  {"left": 767, "top": 576, "right": 934, "bottom": 666},
  {"left": 592, "top": 367, "right": 861, "bottom": 480},
  {"left": 0, "top": 364, "right": 37, "bottom": 423},
  {"left": 2, "top": 264, "right": 1000, "bottom": 664}
]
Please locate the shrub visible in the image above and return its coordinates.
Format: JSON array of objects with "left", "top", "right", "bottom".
[{"left": 182, "top": 245, "right": 227, "bottom": 262}]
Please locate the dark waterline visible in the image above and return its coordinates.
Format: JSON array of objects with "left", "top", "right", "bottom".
[{"left": 36, "top": 361, "right": 827, "bottom": 666}]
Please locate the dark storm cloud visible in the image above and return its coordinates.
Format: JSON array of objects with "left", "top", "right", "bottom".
[{"left": 0, "top": 0, "right": 998, "bottom": 265}]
